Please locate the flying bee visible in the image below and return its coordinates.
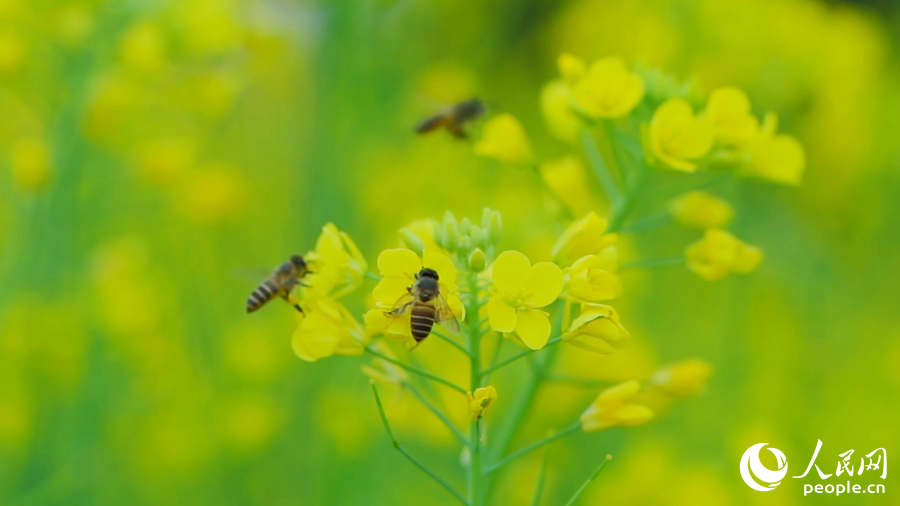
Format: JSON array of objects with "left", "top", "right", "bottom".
[
  {"left": 415, "top": 98, "right": 485, "bottom": 139},
  {"left": 246, "top": 255, "right": 310, "bottom": 314},
  {"left": 386, "top": 267, "right": 459, "bottom": 342}
]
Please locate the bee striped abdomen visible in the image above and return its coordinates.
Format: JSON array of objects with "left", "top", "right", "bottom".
[
  {"left": 246, "top": 280, "right": 279, "bottom": 313},
  {"left": 410, "top": 303, "right": 436, "bottom": 341}
]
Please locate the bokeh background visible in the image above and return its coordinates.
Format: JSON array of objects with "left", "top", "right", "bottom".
[{"left": 1, "top": 0, "right": 899, "bottom": 504}]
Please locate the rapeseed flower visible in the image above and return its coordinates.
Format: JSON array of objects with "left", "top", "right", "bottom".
[
  {"left": 292, "top": 297, "right": 366, "bottom": 362},
  {"left": 703, "top": 86, "right": 759, "bottom": 146},
  {"left": 564, "top": 304, "right": 629, "bottom": 354},
  {"left": 580, "top": 380, "right": 653, "bottom": 432},
  {"left": 306, "top": 223, "right": 367, "bottom": 298},
  {"left": 564, "top": 249, "right": 620, "bottom": 303},
  {"left": 540, "top": 156, "right": 596, "bottom": 215},
  {"left": 685, "top": 229, "right": 762, "bottom": 281},
  {"left": 540, "top": 80, "right": 580, "bottom": 143},
  {"left": 647, "top": 98, "right": 713, "bottom": 172},
  {"left": 744, "top": 113, "right": 806, "bottom": 185},
  {"left": 552, "top": 211, "right": 617, "bottom": 267},
  {"left": 649, "top": 359, "right": 712, "bottom": 396},
  {"left": 474, "top": 114, "right": 533, "bottom": 164},
  {"left": 364, "top": 248, "right": 463, "bottom": 340},
  {"left": 669, "top": 191, "right": 733, "bottom": 229},
  {"left": 567, "top": 56, "right": 644, "bottom": 119},
  {"left": 486, "top": 250, "right": 563, "bottom": 350}
]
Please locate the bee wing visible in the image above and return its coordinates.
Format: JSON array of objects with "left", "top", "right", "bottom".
[
  {"left": 231, "top": 267, "right": 275, "bottom": 284},
  {"left": 385, "top": 292, "right": 416, "bottom": 318},
  {"left": 433, "top": 295, "right": 460, "bottom": 333}
]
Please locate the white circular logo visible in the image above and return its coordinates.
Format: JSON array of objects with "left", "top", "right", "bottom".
[{"left": 740, "top": 442, "right": 788, "bottom": 491}]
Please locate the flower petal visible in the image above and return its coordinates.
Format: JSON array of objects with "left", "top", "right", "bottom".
[
  {"left": 524, "top": 262, "right": 563, "bottom": 307},
  {"left": 372, "top": 277, "right": 411, "bottom": 306},
  {"left": 377, "top": 248, "right": 420, "bottom": 277},
  {"left": 515, "top": 309, "right": 551, "bottom": 350},
  {"left": 491, "top": 250, "right": 530, "bottom": 295},
  {"left": 487, "top": 297, "right": 517, "bottom": 332}
]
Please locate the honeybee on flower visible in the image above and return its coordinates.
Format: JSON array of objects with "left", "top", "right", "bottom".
[{"left": 364, "top": 248, "right": 464, "bottom": 345}]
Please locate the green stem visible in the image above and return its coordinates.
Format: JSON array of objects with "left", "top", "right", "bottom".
[
  {"left": 620, "top": 256, "right": 685, "bottom": 271},
  {"left": 464, "top": 271, "right": 484, "bottom": 506},
  {"left": 479, "top": 337, "right": 562, "bottom": 376},
  {"left": 405, "top": 384, "right": 470, "bottom": 447},
  {"left": 484, "top": 421, "right": 580, "bottom": 475},
  {"left": 602, "top": 120, "right": 629, "bottom": 184},
  {"left": 365, "top": 346, "right": 467, "bottom": 394},
  {"left": 530, "top": 450, "right": 549, "bottom": 506},
  {"left": 563, "top": 455, "right": 614, "bottom": 506},
  {"left": 432, "top": 329, "right": 470, "bottom": 356},
  {"left": 371, "top": 384, "right": 468, "bottom": 505},
  {"left": 364, "top": 271, "right": 381, "bottom": 281},
  {"left": 580, "top": 129, "right": 623, "bottom": 206}
]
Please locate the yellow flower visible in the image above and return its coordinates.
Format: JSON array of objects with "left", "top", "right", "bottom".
[
  {"left": 292, "top": 297, "right": 366, "bottom": 362},
  {"left": 486, "top": 251, "right": 563, "bottom": 350},
  {"left": 540, "top": 157, "right": 596, "bottom": 215},
  {"left": 133, "top": 137, "right": 195, "bottom": 186},
  {"left": 685, "top": 229, "right": 763, "bottom": 281},
  {"left": 119, "top": 22, "right": 166, "bottom": 73},
  {"left": 647, "top": 98, "right": 713, "bottom": 172},
  {"left": 565, "top": 250, "right": 620, "bottom": 303},
  {"left": 306, "top": 223, "right": 367, "bottom": 298},
  {"left": 580, "top": 380, "right": 653, "bottom": 432},
  {"left": 9, "top": 137, "right": 52, "bottom": 190},
  {"left": 650, "top": 359, "right": 712, "bottom": 396},
  {"left": 364, "top": 248, "right": 464, "bottom": 340},
  {"left": 540, "top": 81, "right": 580, "bottom": 143},
  {"left": 474, "top": 114, "right": 533, "bottom": 164},
  {"left": 468, "top": 385, "right": 497, "bottom": 420},
  {"left": 703, "top": 86, "right": 759, "bottom": 146},
  {"left": 552, "top": 212, "right": 617, "bottom": 267},
  {"left": 569, "top": 57, "right": 644, "bottom": 119},
  {"left": 177, "top": 164, "right": 245, "bottom": 223},
  {"left": 564, "top": 304, "right": 629, "bottom": 354},
  {"left": 557, "top": 52, "right": 586, "bottom": 83},
  {"left": 744, "top": 114, "right": 805, "bottom": 185},
  {"left": 669, "top": 191, "right": 733, "bottom": 229}
]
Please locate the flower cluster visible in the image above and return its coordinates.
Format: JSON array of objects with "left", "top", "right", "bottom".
[{"left": 276, "top": 52, "right": 803, "bottom": 506}]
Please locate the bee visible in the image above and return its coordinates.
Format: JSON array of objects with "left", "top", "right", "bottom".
[
  {"left": 246, "top": 255, "right": 310, "bottom": 314},
  {"left": 415, "top": 98, "right": 485, "bottom": 139},
  {"left": 386, "top": 267, "right": 459, "bottom": 342}
]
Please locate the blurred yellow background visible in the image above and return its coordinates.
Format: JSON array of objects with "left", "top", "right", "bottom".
[{"left": 1, "top": 0, "right": 898, "bottom": 504}]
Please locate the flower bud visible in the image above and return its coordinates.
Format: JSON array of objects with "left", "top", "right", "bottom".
[
  {"left": 650, "top": 358, "right": 712, "bottom": 396},
  {"left": 580, "top": 380, "right": 653, "bottom": 432},
  {"left": 468, "top": 248, "right": 486, "bottom": 272},
  {"left": 398, "top": 228, "right": 425, "bottom": 256},
  {"left": 442, "top": 211, "right": 460, "bottom": 250},
  {"left": 468, "top": 385, "right": 497, "bottom": 420},
  {"left": 459, "top": 217, "right": 473, "bottom": 236},
  {"left": 482, "top": 208, "right": 502, "bottom": 242}
]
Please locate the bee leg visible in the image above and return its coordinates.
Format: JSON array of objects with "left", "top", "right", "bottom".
[
  {"left": 448, "top": 123, "right": 467, "bottom": 139},
  {"left": 385, "top": 301, "right": 412, "bottom": 317},
  {"left": 284, "top": 294, "right": 304, "bottom": 314}
]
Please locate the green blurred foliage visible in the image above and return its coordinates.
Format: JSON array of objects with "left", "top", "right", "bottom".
[{"left": 0, "top": 0, "right": 898, "bottom": 504}]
